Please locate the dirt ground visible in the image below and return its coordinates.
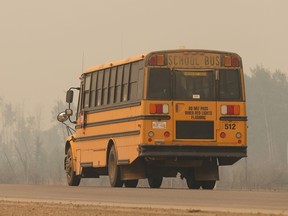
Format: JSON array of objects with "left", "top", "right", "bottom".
[{"left": 0, "top": 200, "right": 285, "bottom": 216}]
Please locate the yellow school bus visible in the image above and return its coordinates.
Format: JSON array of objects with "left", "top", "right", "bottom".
[{"left": 57, "top": 49, "right": 247, "bottom": 189}]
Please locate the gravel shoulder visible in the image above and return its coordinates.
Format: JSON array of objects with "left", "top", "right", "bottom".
[{"left": 0, "top": 200, "right": 285, "bottom": 216}]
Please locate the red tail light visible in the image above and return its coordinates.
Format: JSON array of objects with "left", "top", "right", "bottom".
[
  {"left": 164, "top": 131, "right": 170, "bottom": 137},
  {"left": 150, "top": 104, "right": 169, "bottom": 114},
  {"left": 227, "top": 105, "right": 234, "bottom": 115},
  {"left": 156, "top": 104, "right": 163, "bottom": 114},
  {"left": 221, "top": 105, "right": 240, "bottom": 115}
]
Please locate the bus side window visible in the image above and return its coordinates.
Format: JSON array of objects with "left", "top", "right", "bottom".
[
  {"left": 137, "top": 61, "right": 144, "bottom": 99},
  {"left": 109, "top": 67, "right": 117, "bottom": 104},
  {"left": 103, "top": 68, "right": 110, "bottom": 105},
  {"left": 84, "top": 74, "right": 91, "bottom": 108},
  {"left": 122, "top": 64, "right": 131, "bottom": 102},
  {"left": 96, "top": 70, "right": 104, "bottom": 106},
  {"left": 130, "top": 62, "right": 139, "bottom": 101},
  {"left": 90, "top": 72, "right": 97, "bottom": 107},
  {"left": 115, "top": 66, "right": 123, "bottom": 103},
  {"left": 77, "top": 80, "right": 84, "bottom": 118}
]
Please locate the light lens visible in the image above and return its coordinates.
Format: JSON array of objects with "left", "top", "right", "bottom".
[
  {"left": 236, "top": 132, "right": 242, "bottom": 139},
  {"left": 156, "top": 104, "right": 163, "bottom": 114},
  {"left": 224, "top": 56, "right": 231, "bottom": 67},
  {"left": 232, "top": 56, "right": 239, "bottom": 67},
  {"left": 162, "top": 104, "right": 169, "bottom": 114},
  {"left": 227, "top": 105, "right": 234, "bottom": 115},
  {"left": 221, "top": 105, "right": 227, "bottom": 115},
  {"left": 220, "top": 132, "right": 226, "bottom": 138},
  {"left": 234, "top": 105, "right": 240, "bottom": 115},
  {"left": 148, "top": 131, "right": 154, "bottom": 137},
  {"left": 149, "top": 55, "right": 157, "bottom": 65},
  {"left": 150, "top": 104, "right": 156, "bottom": 114},
  {"left": 157, "top": 55, "right": 164, "bottom": 65},
  {"left": 164, "top": 131, "right": 170, "bottom": 137}
]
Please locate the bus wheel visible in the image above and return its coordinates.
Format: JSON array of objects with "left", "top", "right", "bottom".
[
  {"left": 186, "top": 177, "right": 201, "bottom": 189},
  {"left": 124, "top": 180, "right": 138, "bottom": 188},
  {"left": 201, "top": 180, "right": 216, "bottom": 190},
  {"left": 65, "top": 148, "right": 81, "bottom": 186},
  {"left": 108, "top": 146, "right": 123, "bottom": 187},
  {"left": 148, "top": 177, "right": 163, "bottom": 188}
]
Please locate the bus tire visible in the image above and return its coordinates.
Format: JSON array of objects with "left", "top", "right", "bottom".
[
  {"left": 201, "top": 180, "right": 216, "bottom": 190},
  {"left": 108, "top": 146, "right": 123, "bottom": 187},
  {"left": 186, "top": 177, "right": 201, "bottom": 189},
  {"left": 65, "top": 148, "right": 81, "bottom": 186},
  {"left": 148, "top": 176, "right": 163, "bottom": 188},
  {"left": 124, "top": 180, "right": 138, "bottom": 188}
]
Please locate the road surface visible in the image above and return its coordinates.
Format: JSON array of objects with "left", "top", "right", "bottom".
[{"left": 0, "top": 184, "right": 287, "bottom": 215}]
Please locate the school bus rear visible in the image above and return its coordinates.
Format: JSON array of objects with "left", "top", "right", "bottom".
[{"left": 136, "top": 50, "right": 247, "bottom": 188}]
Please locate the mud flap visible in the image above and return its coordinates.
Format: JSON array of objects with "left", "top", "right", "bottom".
[
  {"left": 194, "top": 159, "right": 219, "bottom": 181},
  {"left": 120, "top": 158, "right": 146, "bottom": 180}
]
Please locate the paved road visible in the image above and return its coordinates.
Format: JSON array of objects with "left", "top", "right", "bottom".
[{"left": 0, "top": 184, "right": 287, "bottom": 214}]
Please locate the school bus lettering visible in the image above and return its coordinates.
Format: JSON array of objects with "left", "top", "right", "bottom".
[
  {"left": 168, "top": 53, "right": 220, "bottom": 68},
  {"left": 185, "top": 106, "right": 213, "bottom": 120},
  {"left": 57, "top": 49, "right": 247, "bottom": 189}
]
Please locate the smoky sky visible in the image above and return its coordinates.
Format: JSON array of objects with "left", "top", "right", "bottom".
[{"left": 1, "top": 0, "right": 287, "bottom": 127}]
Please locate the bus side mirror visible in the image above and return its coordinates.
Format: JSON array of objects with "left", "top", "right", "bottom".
[
  {"left": 66, "top": 90, "right": 74, "bottom": 103},
  {"left": 57, "top": 112, "right": 69, "bottom": 123}
]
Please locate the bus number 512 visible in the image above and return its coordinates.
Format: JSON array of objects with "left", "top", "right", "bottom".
[{"left": 225, "top": 123, "right": 236, "bottom": 130}]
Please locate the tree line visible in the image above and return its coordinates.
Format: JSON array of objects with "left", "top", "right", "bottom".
[{"left": 0, "top": 66, "right": 288, "bottom": 189}]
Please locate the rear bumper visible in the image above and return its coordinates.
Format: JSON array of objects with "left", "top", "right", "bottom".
[{"left": 138, "top": 145, "right": 247, "bottom": 159}]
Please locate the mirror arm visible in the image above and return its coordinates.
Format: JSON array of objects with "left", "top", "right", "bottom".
[
  {"left": 68, "top": 118, "right": 77, "bottom": 124},
  {"left": 61, "top": 121, "right": 76, "bottom": 135}
]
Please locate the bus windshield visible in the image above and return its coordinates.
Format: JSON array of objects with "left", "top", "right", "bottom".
[{"left": 147, "top": 68, "right": 242, "bottom": 101}]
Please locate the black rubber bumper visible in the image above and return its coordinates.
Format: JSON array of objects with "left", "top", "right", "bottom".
[{"left": 138, "top": 145, "right": 247, "bottom": 158}]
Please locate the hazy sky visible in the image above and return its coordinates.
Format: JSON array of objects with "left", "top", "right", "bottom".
[{"left": 1, "top": 0, "right": 288, "bottom": 128}]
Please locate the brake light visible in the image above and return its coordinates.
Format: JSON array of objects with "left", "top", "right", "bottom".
[
  {"left": 156, "top": 104, "right": 163, "bottom": 113},
  {"left": 150, "top": 104, "right": 169, "bottom": 114},
  {"left": 227, "top": 105, "right": 234, "bottom": 115},
  {"left": 221, "top": 105, "right": 240, "bottom": 115},
  {"left": 164, "top": 131, "right": 170, "bottom": 137}
]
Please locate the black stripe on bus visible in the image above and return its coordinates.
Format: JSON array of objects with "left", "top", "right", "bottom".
[
  {"left": 84, "top": 101, "right": 141, "bottom": 114},
  {"left": 219, "top": 116, "right": 248, "bottom": 121},
  {"left": 75, "top": 115, "right": 171, "bottom": 129},
  {"left": 75, "top": 130, "right": 140, "bottom": 142}
]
